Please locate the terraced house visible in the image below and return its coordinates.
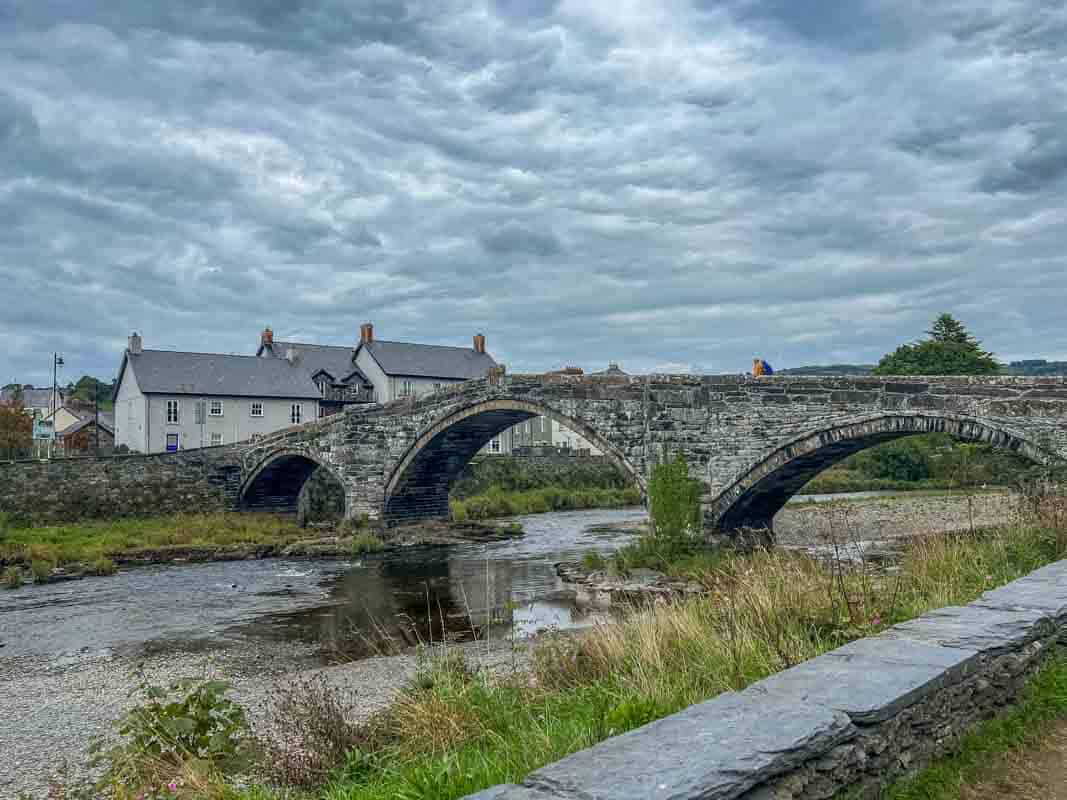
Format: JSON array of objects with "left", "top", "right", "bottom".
[{"left": 112, "top": 325, "right": 499, "bottom": 453}]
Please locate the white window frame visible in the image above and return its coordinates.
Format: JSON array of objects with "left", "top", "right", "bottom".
[
  {"left": 165, "top": 399, "right": 180, "bottom": 425},
  {"left": 433, "top": 382, "right": 442, "bottom": 392},
  {"left": 400, "top": 379, "right": 413, "bottom": 397},
  {"left": 250, "top": 401, "right": 264, "bottom": 418},
  {"left": 490, "top": 437, "right": 501, "bottom": 453},
  {"left": 166, "top": 432, "right": 179, "bottom": 452},
  {"left": 290, "top": 403, "right": 302, "bottom": 424},
  {"left": 210, "top": 432, "right": 223, "bottom": 446},
  {"left": 209, "top": 400, "right": 224, "bottom": 417}
]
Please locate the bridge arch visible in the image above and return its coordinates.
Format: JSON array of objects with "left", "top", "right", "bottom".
[
  {"left": 238, "top": 447, "right": 349, "bottom": 520},
  {"left": 383, "top": 398, "right": 641, "bottom": 526},
  {"left": 712, "top": 412, "right": 1050, "bottom": 532}
]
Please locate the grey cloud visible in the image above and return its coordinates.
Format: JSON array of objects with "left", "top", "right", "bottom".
[
  {"left": 480, "top": 222, "right": 562, "bottom": 257},
  {"left": 3, "top": 0, "right": 1067, "bottom": 385}
]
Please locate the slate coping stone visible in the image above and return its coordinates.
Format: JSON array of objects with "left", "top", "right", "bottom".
[
  {"left": 973, "top": 562, "right": 1067, "bottom": 619},
  {"left": 886, "top": 604, "right": 1053, "bottom": 655},
  {"left": 743, "top": 637, "right": 979, "bottom": 724},
  {"left": 462, "top": 787, "right": 561, "bottom": 799},
  {"left": 522, "top": 690, "right": 854, "bottom": 800}
]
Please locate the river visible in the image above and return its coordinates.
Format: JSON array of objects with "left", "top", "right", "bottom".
[{"left": 0, "top": 508, "right": 647, "bottom": 666}]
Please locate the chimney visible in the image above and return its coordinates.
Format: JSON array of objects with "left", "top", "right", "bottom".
[
  {"left": 261, "top": 326, "right": 274, "bottom": 346},
  {"left": 128, "top": 332, "right": 142, "bottom": 355},
  {"left": 473, "top": 333, "right": 486, "bottom": 354},
  {"left": 360, "top": 322, "right": 374, "bottom": 345}
]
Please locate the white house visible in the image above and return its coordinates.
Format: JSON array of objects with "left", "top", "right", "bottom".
[{"left": 113, "top": 326, "right": 500, "bottom": 453}]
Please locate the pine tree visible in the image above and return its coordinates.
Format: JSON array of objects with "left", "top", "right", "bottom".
[{"left": 873, "top": 314, "right": 1000, "bottom": 376}]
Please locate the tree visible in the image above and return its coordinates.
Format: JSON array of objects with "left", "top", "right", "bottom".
[
  {"left": 0, "top": 396, "right": 33, "bottom": 458},
  {"left": 873, "top": 314, "right": 1000, "bottom": 376}
]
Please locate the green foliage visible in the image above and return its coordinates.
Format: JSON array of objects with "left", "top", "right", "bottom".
[
  {"left": 2, "top": 565, "right": 22, "bottom": 589},
  {"left": 30, "top": 558, "right": 53, "bottom": 583},
  {"left": 873, "top": 314, "right": 999, "bottom": 376},
  {"left": 89, "top": 556, "right": 117, "bottom": 576},
  {"left": 648, "top": 451, "right": 700, "bottom": 541},
  {"left": 351, "top": 531, "right": 385, "bottom": 555},
  {"left": 885, "top": 655, "right": 1067, "bottom": 800},
  {"left": 90, "top": 676, "right": 250, "bottom": 796},
  {"left": 581, "top": 550, "right": 607, "bottom": 571},
  {"left": 450, "top": 486, "right": 641, "bottom": 521},
  {"left": 451, "top": 456, "right": 632, "bottom": 498}
]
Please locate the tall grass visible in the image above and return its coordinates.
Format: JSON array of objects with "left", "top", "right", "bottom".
[
  {"left": 0, "top": 512, "right": 305, "bottom": 567},
  {"left": 450, "top": 486, "right": 642, "bottom": 521}
]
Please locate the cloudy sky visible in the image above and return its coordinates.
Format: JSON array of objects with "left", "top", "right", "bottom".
[{"left": 3, "top": 1, "right": 1066, "bottom": 386}]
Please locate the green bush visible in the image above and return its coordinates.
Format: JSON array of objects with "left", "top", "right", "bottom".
[
  {"left": 648, "top": 451, "right": 700, "bottom": 541},
  {"left": 90, "top": 676, "right": 251, "bottom": 796},
  {"left": 89, "top": 557, "right": 117, "bottom": 576},
  {"left": 2, "top": 565, "right": 22, "bottom": 590},
  {"left": 351, "top": 531, "right": 385, "bottom": 555},
  {"left": 30, "top": 559, "right": 53, "bottom": 583},
  {"left": 581, "top": 550, "right": 607, "bottom": 571}
]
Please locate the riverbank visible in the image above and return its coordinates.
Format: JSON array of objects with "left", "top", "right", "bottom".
[
  {"left": 450, "top": 485, "right": 642, "bottom": 520},
  {"left": 0, "top": 513, "right": 523, "bottom": 588}
]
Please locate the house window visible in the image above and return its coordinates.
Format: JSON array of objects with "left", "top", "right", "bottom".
[
  {"left": 400, "top": 379, "right": 413, "bottom": 397},
  {"left": 209, "top": 400, "right": 224, "bottom": 417},
  {"left": 166, "top": 400, "right": 180, "bottom": 425},
  {"left": 433, "top": 383, "right": 442, "bottom": 392},
  {"left": 490, "top": 437, "right": 501, "bottom": 453},
  {"left": 210, "top": 432, "right": 223, "bottom": 446},
  {"left": 250, "top": 402, "right": 263, "bottom": 418},
  {"left": 166, "top": 433, "right": 179, "bottom": 452},
  {"left": 290, "top": 403, "right": 302, "bottom": 424}
]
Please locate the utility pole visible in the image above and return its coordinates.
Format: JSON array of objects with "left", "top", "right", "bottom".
[
  {"left": 94, "top": 380, "right": 100, "bottom": 457},
  {"left": 50, "top": 352, "right": 63, "bottom": 459}
]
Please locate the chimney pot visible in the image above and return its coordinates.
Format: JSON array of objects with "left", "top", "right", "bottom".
[
  {"left": 128, "top": 332, "right": 143, "bottom": 355},
  {"left": 473, "top": 333, "right": 486, "bottom": 354},
  {"left": 261, "top": 326, "right": 274, "bottom": 345},
  {"left": 360, "top": 322, "right": 374, "bottom": 345}
]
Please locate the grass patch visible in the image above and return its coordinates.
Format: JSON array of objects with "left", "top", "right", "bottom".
[
  {"left": 2, "top": 565, "right": 22, "bottom": 589},
  {"left": 233, "top": 519, "right": 1066, "bottom": 800},
  {"left": 884, "top": 654, "right": 1067, "bottom": 800},
  {"left": 351, "top": 531, "right": 386, "bottom": 555},
  {"left": 450, "top": 486, "right": 642, "bottom": 521},
  {"left": 0, "top": 512, "right": 306, "bottom": 568}
]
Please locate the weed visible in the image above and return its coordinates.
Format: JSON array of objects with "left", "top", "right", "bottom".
[
  {"left": 581, "top": 550, "right": 607, "bottom": 571},
  {"left": 30, "top": 559, "right": 53, "bottom": 583},
  {"left": 2, "top": 565, "right": 23, "bottom": 589},
  {"left": 257, "top": 674, "right": 370, "bottom": 788},
  {"left": 89, "top": 557, "right": 117, "bottom": 576},
  {"left": 351, "top": 531, "right": 385, "bottom": 555}
]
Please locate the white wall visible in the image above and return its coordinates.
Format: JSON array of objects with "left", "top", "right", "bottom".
[
  {"left": 115, "top": 365, "right": 147, "bottom": 452},
  {"left": 354, "top": 348, "right": 389, "bottom": 401},
  {"left": 142, "top": 395, "right": 319, "bottom": 453}
]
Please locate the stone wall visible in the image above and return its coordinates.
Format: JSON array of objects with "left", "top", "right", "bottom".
[
  {"left": 0, "top": 447, "right": 242, "bottom": 526},
  {"left": 464, "top": 558, "right": 1067, "bottom": 800}
]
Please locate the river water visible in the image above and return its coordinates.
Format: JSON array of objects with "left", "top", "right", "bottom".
[{"left": 0, "top": 508, "right": 647, "bottom": 665}]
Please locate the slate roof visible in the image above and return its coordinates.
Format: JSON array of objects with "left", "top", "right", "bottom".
[
  {"left": 258, "top": 341, "right": 370, "bottom": 385},
  {"left": 120, "top": 350, "right": 322, "bottom": 399},
  {"left": 0, "top": 387, "right": 64, "bottom": 408},
  {"left": 360, "top": 339, "right": 497, "bottom": 379},
  {"left": 58, "top": 413, "right": 115, "bottom": 437}
]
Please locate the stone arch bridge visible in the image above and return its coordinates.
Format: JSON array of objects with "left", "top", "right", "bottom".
[{"left": 4, "top": 374, "right": 1067, "bottom": 536}]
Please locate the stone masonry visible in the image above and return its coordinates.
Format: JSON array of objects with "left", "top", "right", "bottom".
[
  {"left": 3, "top": 373, "right": 1067, "bottom": 532},
  {"left": 463, "top": 559, "right": 1067, "bottom": 800}
]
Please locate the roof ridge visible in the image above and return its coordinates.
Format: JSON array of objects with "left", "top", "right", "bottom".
[
  {"left": 140, "top": 349, "right": 286, "bottom": 360},
  {"left": 372, "top": 339, "right": 480, "bottom": 352},
  {"left": 272, "top": 340, "right": 355, "bottom": 350}
]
